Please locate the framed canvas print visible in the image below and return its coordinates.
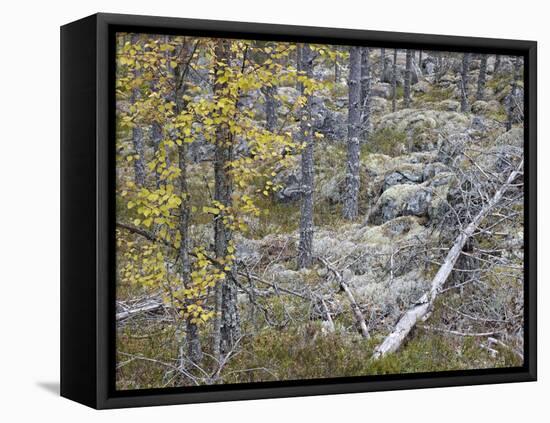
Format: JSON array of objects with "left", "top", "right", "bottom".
[{"left": 60, "top": 13, "right": 537, "bottom": 409}]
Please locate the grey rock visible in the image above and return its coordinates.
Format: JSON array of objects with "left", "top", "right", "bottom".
[
  {"left": 274, "top": 172, "right": 303, "bottom": 203},
  {"left": 438, "top": 99, "right": 460, "bottom": 112},
  {"left": 437, "top": 133, "right": 470, "bottom": 165},
  {"left": 369, "top": 96, "right": 389, "bottom": 115},
  {"left": 368, "top": 184, "right": 433, "bottom": 225},
  {"left": 495, "top": 128, "right": 523, "bottom": 148},
  {"left": 371, "top": 82, "right": 393, "bottom": 99},
  {"left": 412, "top": 80, "right": 431, "bottom": 94},
  {"left": 383, "top": 163, "right": 425, "bottom": 191},
  {"left": 422, "top": 162, "right": 451, "bottom": 181}
]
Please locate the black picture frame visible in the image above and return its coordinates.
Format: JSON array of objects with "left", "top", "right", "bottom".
[{"left": 61, "top": 12, "right": 537, "bottom": 409}]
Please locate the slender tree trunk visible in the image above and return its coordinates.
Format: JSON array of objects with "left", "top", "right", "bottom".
[
  {"left": 171, "top": 42, "right": 202, "bottom": 368},
  {"left": 343, "top": 46, "right": 361, "bottom": 220},
  {"left": 476, "top": 55, "right": 487, "bottom": 101},
  {"left": 151, "top": 122, "right": 163, "bottom": 187},
  {"left": 178, "top": 142, "right": 202, "bottom": 364},
  {"left": 297, "top": 44, "right": 315, "bottom": 269},
  {"left": 418, "top": 50, "right": 423, "bottom": 68},
  {"left": 460, "top": 53, "right": 471, "bottom": 113},
  {"left": 381, "top": 48, "right": 387, "bottom": 77},
  {"left": 360, "top": 47, "right": 371, "bottom": 135},
  {"left": 404, "top": 49, "right": 412, "bottom": 108},
  {"left": 212, "top": 39, "right": 240, "bottom": 360},
  {"left": 262, "top": 85, "right": 278, "bottom": 132},
  {"left": 130, "top": 35, "right": 146, "bottom": 186},
  {"left": 506, "top": 57, "right": 522, "bottom": 131},
  {"left": 494, "top": 54, "right": 501, "bottom": 74},
  {"left": 334, "top": 46, "right": 340, "bottom": 82},
  {"left": 391, "top": 49, "right": 398, "bottom": 112}
]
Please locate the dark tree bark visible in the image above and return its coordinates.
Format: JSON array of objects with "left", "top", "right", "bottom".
[
  {"left": 343, "top": 46, "right": 362, "bottom": 220},
  {"left": 130, "top": 35, "right": 146, "bottom": 186},
  {"left": 173, "top": 42, "right": 202, "bottom": 368},
  {"left": 381, "top": 48, "right": 387, "bottom": 77},
  {"left": 460, "top": 53, "right": 471, "bottom": 113},
  {"left": 476, "top": 54, "right": 487, "bottom": 101},
  {"left": 391, "top": 49, "right": 398, "bottom": 112},
  {"left": 297, "top": 44, "right": 315, "bottom": 269},
  {"left": 494, "top": 54, "right": 501, "bottom": 74},
  {"left": 179, "top": 141, "right": 202, "bottom": 365},
  {"left": 261, "top": 85, "right": 278, "bottom": 132},
  {"left": 506, "top": 56, "right": 522, "bottom": 131},
  {"left": 212, "top": 39, "right": 240, "bottom": 359},
  {"left": 360, "top": 47, "right": 371, "bottom": 134},
  {"left": 150, "top": 121, "right": 163, "bottom": 187},
  {"left": 334, "top": 45, "right": 340, "bottom": 82},
  {"left": 404, "top": 49, "right": 412, "bottom": 108}
]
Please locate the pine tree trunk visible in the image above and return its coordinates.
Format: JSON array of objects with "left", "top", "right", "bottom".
[
  {"left": 343, "top": 46, "right": 361, "bottom": 220},
  {"left": 297, "top": 44, "right": 315, "bottom": 269},
  {"left": 476, "top": 55, "right": 487, "bottom": 101},
  {"left": 404, "top": 49, "right": 412, "bottom": 108},
  {"left": 381, "top": 48, "right": 387, "bottom": 77},
  {"left": 460, "top": 53, "right": 471, "bottom": 113},
  {"left": 212, "top": 39, "right": 240, "bottom": 360},
  {"left": 391, "top": 49, "right": 398, "bottom": 112},
  {"left": 494, "top": 55, "right": 501, "bottom": 74},
  {"left": 151, "top": 121, "right": 163, "bottom": 188},
  {"left": 334, "top": 46, "right": 340, "bottom": 82},
  {"left": 360, "top": 47, "right": 371, "bottom": 134},
  {"left": 506, "top": 57, "right": 522, "bottom": 131},
  {"left": 262, "top": 85, "right": 278, "bottom": 132}
]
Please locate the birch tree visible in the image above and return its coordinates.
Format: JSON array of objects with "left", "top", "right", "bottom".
[
  {"left": 211, "top": 39, "right": 240, "bottom": 359},
  {"left": 130, "top": 34, "right": 146, "bottom": 186},
  {"left": 175, "top": 41, "right": 203, "bottom": 367}
]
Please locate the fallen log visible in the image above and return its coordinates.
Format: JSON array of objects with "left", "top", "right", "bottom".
[
  {"left": 373, "top": 161, "right": 523, "bottom": 359},
  {"left": 116, "top": 300, "right": 165, "bottom": 322},
  {"left": 317, "top": 256, "right": 370, "bottom": 339}
]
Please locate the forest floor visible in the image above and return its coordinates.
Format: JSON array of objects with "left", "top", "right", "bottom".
[{"left": 116, "top": 61, "right": 524, "bottom": 389}]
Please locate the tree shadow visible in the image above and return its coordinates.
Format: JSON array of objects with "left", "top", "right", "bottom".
[{"left": 36, "top": 381, "right": 60, "bottom": 396}]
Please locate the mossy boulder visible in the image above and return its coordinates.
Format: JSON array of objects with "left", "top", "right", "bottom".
[
  {"left": 412, "top": 80, "right": 431, "bottom": 94},
  {"left": 383, "top": 163, "right": 425, "bottom": 190},
  {"left": 368, "top": 183, "right": 433, "bottom": 224},
  {"left": 438, "top": 99, "right": 460, "bottom": 112},
  {"left": 369, "top": 170, "right": 457, "bottom": 225},
  {"left": 371, "top": 82, "right": 393, "bottom": 99},
  {"left": 376, "top": 109, "right": 471, "bottom": 152},
  {"left": 495, "top": 127, "right": 523, "bottom": 148}
]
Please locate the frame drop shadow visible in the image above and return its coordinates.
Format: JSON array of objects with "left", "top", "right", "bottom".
[{"left": 36, "top": 381, "right": 60, "bottom": 396}]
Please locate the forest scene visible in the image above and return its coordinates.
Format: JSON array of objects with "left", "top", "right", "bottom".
[{"left": 115, "top": 33, "right": 525, "bottom": 390}]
